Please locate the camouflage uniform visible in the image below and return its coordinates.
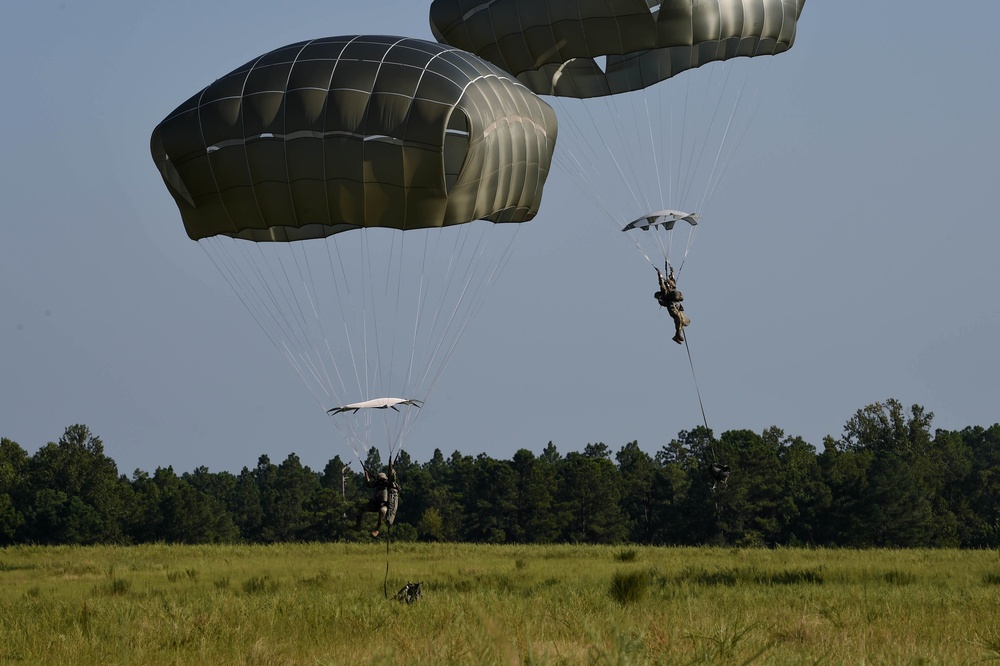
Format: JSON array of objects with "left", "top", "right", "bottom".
[
  {"left": 355, "top": 465, "right": 400, "bottom": 537},
  {"left": 654, "top": 269, "right": 690, "bottom": 344}
]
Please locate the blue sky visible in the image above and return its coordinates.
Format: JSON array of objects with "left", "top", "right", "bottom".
[{"left": 2, "top": 1, "right": 998, "bottom": 475}]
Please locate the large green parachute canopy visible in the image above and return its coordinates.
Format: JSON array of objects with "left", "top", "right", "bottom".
[
  {"left": 430, "top": 0, "right": 806, "bottom": 98},
  {"left": 150, "top": 36, "right": 557, "bottom": 461},
  {"left": 151, "top": 35, "right": 558, "bottom": 240},
  {"left": 431, "top": 1, "right": 806, "bottom": 274}
]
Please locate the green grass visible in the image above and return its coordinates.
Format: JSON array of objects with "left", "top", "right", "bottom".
[{"left": 0, "top": 543, "right": 998, "bottom": 664}]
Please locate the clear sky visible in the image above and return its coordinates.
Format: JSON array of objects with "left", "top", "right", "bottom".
[{"left": 2, "top": 1, "right": 998, "bottom": 476}]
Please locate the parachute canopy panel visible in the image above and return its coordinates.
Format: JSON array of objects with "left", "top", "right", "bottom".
[
  {"left": 430, "top": 0, "right": 806, "bottom": 98},
  {"left": 623, "top": 209, "right": 700, "bottom": 232},
  {"left": 151, "top": 35, "right": 558, "bottom": 241}
]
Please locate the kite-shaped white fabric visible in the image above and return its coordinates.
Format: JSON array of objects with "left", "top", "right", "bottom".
[
  {"left": 327, "top": 398, "right": 424, "bottom": 415},
  {"left": 622, "top": 210, "right": 699, "bottom": 232}
]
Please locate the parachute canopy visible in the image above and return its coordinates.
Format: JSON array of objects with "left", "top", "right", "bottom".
[
  {"left": 327, "top": 398, "right": 423, "bottom": 416},
  {"left": 151, "top": 35, "right": 558, "bottom": 241},
  {"left": 430, "top": 0, "right": 806, "bottom": 98},
  {"left": 623, "top": 210, "right": 699, "bottom": 232},
  {"left": 151, "top": 36, "right": 558, "bottom": 461},
  {"left": 431, "top": 1, "right": 806, "bottom": 275}
]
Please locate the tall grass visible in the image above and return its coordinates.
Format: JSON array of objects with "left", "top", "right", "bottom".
[{"left": 0, "top": 543, "right": 998, "bottom": 664}]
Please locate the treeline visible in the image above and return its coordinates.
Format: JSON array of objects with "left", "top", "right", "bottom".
[{"left": 2, "top": 399, "right": 998, "bottom": 548}]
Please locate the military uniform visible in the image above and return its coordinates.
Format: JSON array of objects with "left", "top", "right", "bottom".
[
  {"left": 655, "top": 269, "right": 690, "bottom": 344},
  {"left": 355, "top": 466, "right": 401, "bottom": 537}
]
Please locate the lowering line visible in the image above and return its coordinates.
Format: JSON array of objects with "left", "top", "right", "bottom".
[
  {"left": 682, "top": 333, "right": 715, "bottom": 462},
  {"left": 682, "top": 332, "right": 730, "bottom": 501}
]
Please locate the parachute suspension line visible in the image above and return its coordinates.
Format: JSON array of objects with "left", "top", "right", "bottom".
[
  {"left": 361, "top": 229, "right": 378, "bottom": 405},
  {"left": 645, "top": 95, "right": 665, "bottom": 213},
  {"left": 694, "top": 61, "right": 746, "bottom": 215},
  {"left": 380, "top": 228, "right": 410, "bottom": 462},
  {"left": 394, "top": 222, "right": 510, "bottom": 459},
  {"left": 677, "top": 63, "right": 725, "bottom": 208},
  {"left": 410, "top": 224, "right": 463, "bottom": 398},
  {"left": 349, "top": 230, "right": 377, "bottom": 454},
  {"left": 675, "top": 225, "right": 699, "bottom": 275},
  {"left": 549, "top": 61, "right": 767, "bottom": 276},
  {"left": 199, "top": 240, "right": 279, "bottom": 346},
  {"left": 368, "top": 230, "right": 403, "bottom": 462},
  {"left": 700, "top": 59, "right": 772, "bottom": 215},
  {"left": 554, "top": 94, "right": 645, "bottom": 222},
  {"left": 659, "top": 62, "right": 672, "bottom": 210},
  {"left": 336, "top": 220, "right": 521, "bottom": 463},
  {"left": 549, "top": 92, "right": 662, "bottom": 242},
  {"left": 695, "top": 60, "right": 761, "bottom": 216},
  {"left": 329, "top": 228, "right": 390, "bottom": 462},
  {"left": 646, "top": 73, "right": 678, "bottom": 269},
  {"left": 391, "top": 229, "right": 430, "bottom": 462},
  {"left": 417, "top": 222, "right": 521, "bottom": 401},
  {"left": 549, "top": 94, "right": 673, "bottom": 269},
  {"left": 284, "top": 241, "right": 341, "bottom": 405},
  {"left": 349, "top": 228, "right": 412, "bottom": 464},
  {"left": 387, "top": 226, "right": 444, "bottom": 462},
  {"left": 550, "top": 144, "right": 623, "bottom": 230},
  {"left": 246, "top": 242, "right": 318, "bottom": 369},
  {"left": 202, "top": 236, "right": 377, "bottom": 465},
  {"left": 323, "top": 232, "right": 381, "bottom": 460},
  {"left": 591, "top": 95, "right": 648, "bottom": 215},
  {"left": 200, "top": 239, "right": 329, "bottom": 410},
  {"left": 623, "top": 87, "right": 655, "bottom": 216},
  {"left": 678, "top": 61, "right": 731, "bottom": 213},
  {"left": 324, "top": 231, "right": 362, "bottom": 406},
  {"left": 671, "top": 69, "right": 695, "bottom": 208}
]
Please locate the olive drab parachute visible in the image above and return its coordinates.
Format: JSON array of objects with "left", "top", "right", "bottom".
[
  {"left": 430, "top": 0, "right": 805, "bottom": 98},
  {"left": 151, "top": 36, "right": 558, "bottom": 461},
  {"left": 151, "top": 35, "right": 557, "bottom": 239},
  {"left": 431, "top": 2, "right": 807, "bottom": 488},
  {"left": 430, "top": 0, "right": 807, "bottom": 273}
]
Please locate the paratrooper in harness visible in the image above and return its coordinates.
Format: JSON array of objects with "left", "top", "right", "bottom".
[
  {"left": 354, "top": 458, "right": 400, "bottom": 538},
  {"left": 654, "top": 265, "right": 690, "bottom": 344}
]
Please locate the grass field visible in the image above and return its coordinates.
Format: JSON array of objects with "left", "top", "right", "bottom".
[{"left": 1, "top": 542, "right": 999, "bottom": 664}]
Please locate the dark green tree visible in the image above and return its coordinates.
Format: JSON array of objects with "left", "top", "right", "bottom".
[
  {"left": 128, "top": 469, "right": 164, "bottom": 542},
  {"left": 412, "top": 449, "right": 464, "bottom": 541},
  {"left": 509, "top": 448, "right": 559, "bottom": 543},
  {"left": 956, "top": 424, "right": 1000, "bottom": 546},
  {"left": 466, "top": 454, "right": 517, "bottom": 542},
  {"left": 445, "top": 451, "right": 476, "bottom": 540},
  {"left": 616, "top": 440, "right": 658, "bottom": 542},
  {"left": 541, "top": 441, "right": 561, "bottom": 464},
  {"left": 817, "top": 434, "right": 873, "bottom": 545},
  {"left": 709, "top": 429, "right": 784, "bottom": 545},
  {"left": 22, "top": 425, "right": 129, "bottom": 544},
  {"left": 130, "top": 467, "right": 238, "bottom": 543},
  {"left": 775, "top": 432, "right": 830, "bottom": 545},
  {"left": 557, "top": 450, "right": 628, "bottom": 543},
  {"left": 264, "top": 454, "right": 322, "bottom": 541},
  {"left": 393, "top": 452, "right": 433, "bottom": 536},
  {"left": 319, "top": 455, "right": 352, "bottom": 493},
  {"left": 831, "top": 400, "right": 951, "bottom": 547},
  {"left": 0, "top": 438, "right": 29, "bottom": 543},
  {"left": 651, "top": 434, "right": 699, "bottom": 544},
  {"left": 184, "top": 466, "right": 239, "bottom": 510},
  {"left": 231, "top": 466, "right": 264, "bottom": 541},
  {"left": 583, "top": 442, "right": 611, "bottom": 459},
  {"left": 299, "top": 485, "right": 352, "bottom": 541},
  {"left": 653, "top": 427, "right": 718, "bottom": 544}
]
